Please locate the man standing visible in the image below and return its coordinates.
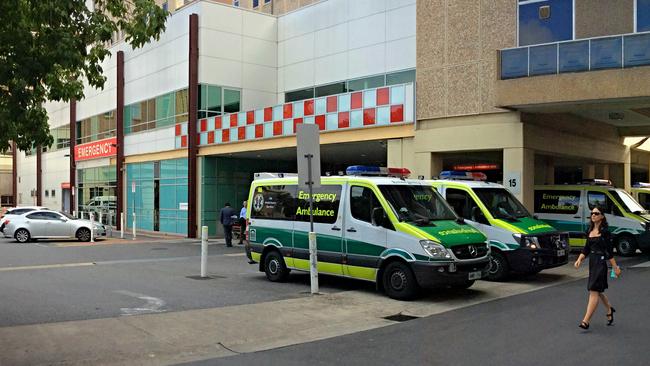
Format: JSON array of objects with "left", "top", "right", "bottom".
[
  {"left": 220, "top": 202, "right": 236, "bottom": 247},
  {"left": 238, "top": 200, "right": 247, "bottom": 245}
]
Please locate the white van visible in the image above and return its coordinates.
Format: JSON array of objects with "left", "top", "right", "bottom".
[
  {"left": 534, "top": 181, "right": 650, "bottom": 256},
  {"left": 245, "top": 166, "right": 491, "bottom": 300}
]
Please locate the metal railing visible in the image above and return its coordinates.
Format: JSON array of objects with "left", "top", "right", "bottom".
[{"left": 500, "top": 31, "right": 650, "bottom": 80}]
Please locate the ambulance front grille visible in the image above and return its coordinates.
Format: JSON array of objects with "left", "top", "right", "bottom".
[{"left": 451, "top": 243, "right": 489, "bottom": 259}]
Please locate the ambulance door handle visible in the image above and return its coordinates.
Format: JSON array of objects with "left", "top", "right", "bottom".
[
  {"left": 331, "top": 226, "right": 341, "bottom": 231},
  {"left": 573, "top": 215, "right": 581, "bottom": 218},
  {"left": 347, "top": 227, "right": 357, "bottom": 233}
]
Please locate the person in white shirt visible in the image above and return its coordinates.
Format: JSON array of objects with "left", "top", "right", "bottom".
[{"left": 238, "top": 201, "right": 247, "bottom": 245}]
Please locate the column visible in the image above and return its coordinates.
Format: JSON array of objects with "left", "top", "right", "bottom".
[
  {"left": 187, "top": 13, "right": 199, "bottom": 238},
  {"left": 12, "top": 141, "right": 17, "bottom": 206},
  {"left": 503, "top": 148, "right": 535, "bottom": 210},
  {"left": 623, "top": 147, "right": 631, "bottom": 191},
  {"left": 596, "top": 164, "right": 610, "bottom": 180},
  {"left": 116, "top": 51, "right": 125, "bottom": 230},
  {"left": 545, "top": 157, "right": 555, "bottom": 184},
  {"left": 36, "top": 147, "right": 42, "bottom": 206},
  {"left": 70, "top": 99, "right": 76, "bottom": 214},
  {"left": 582, "top": 164, "right": 596, "bottom": 180}
]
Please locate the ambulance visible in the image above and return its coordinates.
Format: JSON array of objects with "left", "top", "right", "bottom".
[
  {"left": 534, "top": 180, "right": 650, "bottom": 256},
  {"left": 630, "top": 183, "right": 650, "bottom": 210},
  {"left": 429, "top": 171, "right": 569, "bottom": 281},
  {"left": 245, "top": 166, "right": 491, "bottom": 300}
]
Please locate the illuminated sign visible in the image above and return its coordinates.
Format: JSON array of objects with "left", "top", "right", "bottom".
[
  {"left": 452, "top": 164, "right": 500, "bottom": 171},
  {"left": 74, "top": 137, "right": 117, "bottom": 161}
]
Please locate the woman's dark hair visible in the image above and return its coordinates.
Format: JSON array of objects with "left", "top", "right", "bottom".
[{"left": 587, "top": 205, "right": 609, "bottom": 234}]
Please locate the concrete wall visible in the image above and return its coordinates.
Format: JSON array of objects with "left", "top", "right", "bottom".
[
  {"left": 416, "top": 0, "right": 515, "bottom": 120},
  {"left": 575, "top": 0, "right": 633, "bottom": 39},
  {"left": 277, "top": 0, "right": 416, "bottom": 102}
]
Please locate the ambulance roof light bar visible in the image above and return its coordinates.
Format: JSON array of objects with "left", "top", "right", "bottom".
[
  {"left": 254, "top": 172, "right": 298, "bottom": 180},
  {"left": 345, "top": 165, "right": 411, "bottom": 178},
  {"left": 581, "top": 178, "right": 612, "bottom": 186},
  {"left": 439, "top": 171, "right": 487, "bottom": 181}
]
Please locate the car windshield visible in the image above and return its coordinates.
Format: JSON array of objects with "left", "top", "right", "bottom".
[
  {"left": 378, "top": 184, "right": 457, "bottom": 225},
  {"left": 612, "top": 190, "right": 646, "bottom": 214},
  {"left": 474, "top": 188, "right": 531, "bottom": 220}
]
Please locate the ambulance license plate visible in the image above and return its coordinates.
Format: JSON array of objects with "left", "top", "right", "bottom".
[
  {"left": 557, "top": 249, "right": 566, "bottom": 257},
  {"left": 468, "top": 271, "right": 482, "bottom": 280}
]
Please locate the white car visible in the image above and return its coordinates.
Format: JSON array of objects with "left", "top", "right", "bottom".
[
  {"left": 0, "top": 206, "right": 49, "bottom": 234},
  {"left": 4, "top": 210, "right": 107, "bottom": 243}
]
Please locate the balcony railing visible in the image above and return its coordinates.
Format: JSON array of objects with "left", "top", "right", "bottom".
[{"left": 500, "top": 32, "right": 650, "bottom": 80}]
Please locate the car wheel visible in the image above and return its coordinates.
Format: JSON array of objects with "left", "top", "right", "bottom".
[
  {"left": 264, "top": 250, "right": 289, "bottom": 282},
  {"left": 76, "top": 228, "right": 91, "bottom": 242},
  {"left": 15, "top": 229, "right": 31, "bottom": 244},
  {"left": 451, "top": 280, "right": 475, "bottom": 290},
  {"left": 382, "top": 261, "right": 419, "bottom": 300},
  {"left": 615, "top": 235, "right": 637, "bottom": 257},
  {"left": 486, "top": 251, "right": 509, "bottom": 281}
]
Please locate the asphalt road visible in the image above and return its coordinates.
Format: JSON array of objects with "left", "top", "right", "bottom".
[
  {"left": 0, "top": 237, "right": 362, "bottom": 327},
  {"left": 189, "top": 261, "right": 650, "bottom": 366}
]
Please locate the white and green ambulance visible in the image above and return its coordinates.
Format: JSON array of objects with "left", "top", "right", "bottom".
[
  {"left": 429, "top": 171, "right": 569, "bottom": 281},
  {"left": 245, "top": 166, "right": 491, "bottom": 300},
  {"left": 630, "top": 183, "right": 650, "bottom": 210},
  {"left": 534, "top": 180, "right": 650, "bottom": 256}
]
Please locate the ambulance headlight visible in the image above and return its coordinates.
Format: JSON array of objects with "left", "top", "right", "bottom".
[{"left": 420, "top": 240, "right": 451, "bottom": 259}]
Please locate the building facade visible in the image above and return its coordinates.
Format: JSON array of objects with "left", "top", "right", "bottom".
[{"left": 13, "top": 0, "right": 650, "bottom": 238}]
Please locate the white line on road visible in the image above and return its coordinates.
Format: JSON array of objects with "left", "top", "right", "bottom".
[
  {"left": 631, "top": 261, "right": 650, "bottom": 268},
  {"left": 224, "top": 253, "right": 246, "bottom": 257},
  {"left": 0, "top": 262, "right": 96, "bottom": 272},
  {"left": 115, "top": 290, "right": 167, "bottom": 316}
]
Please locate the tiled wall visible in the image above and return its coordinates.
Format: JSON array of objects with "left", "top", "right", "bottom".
[{"left": 174, "top": 83, "right": 414, "bottom": 148}]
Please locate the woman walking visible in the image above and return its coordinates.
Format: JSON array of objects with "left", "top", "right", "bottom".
[{"left": 574, "top": 206, "right": 622, "bottom": 329}]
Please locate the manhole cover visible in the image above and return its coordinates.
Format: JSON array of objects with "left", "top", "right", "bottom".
[
  {"left": 383, "top": 313, "right": 420, "bottom": 322},
  {"left": 186, "top": 275, "right": 226, "bottom": 280}
]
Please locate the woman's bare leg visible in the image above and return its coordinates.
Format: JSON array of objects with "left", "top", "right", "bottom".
[
  {"left": 582, "top": 291, "right": 600, "bottom": 324},
  {"left": 598, "top": 293, "right": 612, "bottom": 313}
]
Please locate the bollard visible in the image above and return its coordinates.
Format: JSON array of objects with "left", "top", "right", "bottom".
[
  {"left": 120, "top": 212, "right": 124, "bottom": 239},
  {"left": 90, "top": 212, "right": 95, "bottom": 243},
  {"left": 132, "top": 212, "right": 136, "bottom": 240},
  {"left": 201, "top": 226, "right": 209, "bottom": 278},
  {"left": 308, "top": 231, "right": 318, "bottom": 294}
]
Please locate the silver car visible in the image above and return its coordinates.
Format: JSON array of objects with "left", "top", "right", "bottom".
[
  {"left": 5, "top": 210, "right": 107, "bottom": 243},
  {"left": 0, "top": 206, "right": 49, "bottom": 234}
]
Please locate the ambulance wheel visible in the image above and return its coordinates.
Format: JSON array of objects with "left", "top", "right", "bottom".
[
  {"left": 615, "top": 235, "right": 637, "bottom": 257},
  {"left": 382, "top": 261, "right": 419, "bottom": 300},
  {"left": 264, "top": 250, "right": 289, "bottom": 282},
  {"left": 486, "top": 251, "right": 509, "bottom": 281},
  {"left": 451, "top": 280, "right": 475, "bottom": 290}
]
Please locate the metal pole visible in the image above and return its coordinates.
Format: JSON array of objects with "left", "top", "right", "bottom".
[
  {"left": 120, "top": 212, "right": 124, "bottom": 239},
  {"left": 90, "top": 212, "right": 95, "bottom": 243},
  {"left": 306, "top": 153, "right": 318, "bottom": 294},
  {"left": 201, "top": 225, "right": 208, "bottom": 278},
  {"left": 132, "top": 212, "right": 136, "bottom": 240}
]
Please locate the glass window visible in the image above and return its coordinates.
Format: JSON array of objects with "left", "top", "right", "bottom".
[
  {"left": 534, "top": 190, "right": 580, "bottom": 214},
  {"left": 285, "top": 88, "right": 314, "bottom": 103},
  {"left": 638, "top": 0, "right": 650, "bottom": 32},
  {"left": 347, "top": 76, "right": 384, "bottom": 92},
  {"left": 445, "top": 188, "right": 482, "bottom": 221},
  {"left": 518, "top": 0, "right": 573, "bottom": 46},
  {"left": 253, "top": 0, "right": 259, "bottom": 8},
  {"left": 378, "top": 185, "right": 456, "bottom": 224},
  {"left": 206, "top": 85, "right": 222, "bottom": 113},
  {"left": 295, "top": 185, "right": 341, "bottom": 224},
  {"left": 315, "top": 82, "right": 347, "bottom": 97},
  {"left": 474, "top": 188, "right": 531, "bottom": 220},
  {"left": 250, "top": 185, "right": 297, "bottom": 220},
  {"left": 588, "top": 191, "right": 620, "bottom": 216},
  {"left": 350, "top": 186, "right": 380, "bottom": 223},
  {"left": 176, "top": 88, "right": 189, "bottom": 123},
  {"left": 223, "top": 89, "right": 241, "bottom": 114},
  {"left": 27, "top": 212, "right": 48, "bottom": 220},
  {"left": 611, "top": 190, "right": 645, "bottom": 214},
  {"left": 386, "top": 70, "right": 415, "bottom": 86}
]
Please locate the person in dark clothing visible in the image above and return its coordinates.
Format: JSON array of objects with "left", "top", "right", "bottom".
[
  {"left": 574, "top": 206, "right": 621, "bottom": 330},
  {"left": 220, "top": 202, "right": 237, "bottom": 247},
  {"left": 238, "top": 200, "right": 247, "bottom": 245}
]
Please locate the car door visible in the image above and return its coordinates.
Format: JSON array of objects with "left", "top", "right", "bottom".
[
  {"left": 44, "top": 212, "right": 72, "bottom": 237},
  {"left": 343, "top": 184, "right": 387, "bottom": 278},
  {"left": 292, "top": 184, "right": 344, "bottom": 275},
  {"left": 24, "top": 212, "right": 48, "bottom": 237}
]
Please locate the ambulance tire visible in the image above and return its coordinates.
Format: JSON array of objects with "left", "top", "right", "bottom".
[
  {"left": 486, "top": 251, "right": 509, "bottom": 281},
  {"left": 264, "top": 250, "right": 290, "bottom": 282},
  {"left": 382, "top": 261, "right": 419, "bottom": 300},
  {"left": 615, "top": 235, "right": 637, "bottom": 257}
]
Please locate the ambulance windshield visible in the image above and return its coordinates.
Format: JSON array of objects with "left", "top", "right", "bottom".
[
  {"left": 474, "top": 188, "right": 530, "bottom": 220},
  {"left": 379, "top": 185, "right": 457, "bottom": 225}
]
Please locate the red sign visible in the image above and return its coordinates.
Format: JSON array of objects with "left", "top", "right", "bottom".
[
  {"left": 74, "top": 137, "right": 117, "bottom": 161},
  {"left": 452, "top": 163, "right": 500, "bottom": 171}
]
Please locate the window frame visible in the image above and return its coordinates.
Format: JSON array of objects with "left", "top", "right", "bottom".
[{"left": 349, "top": 185, "right": 383, "bottom": 225}]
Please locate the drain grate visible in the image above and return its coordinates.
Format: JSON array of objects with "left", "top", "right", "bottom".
[
  {"left": 383, "top": 313, "right": 420, "bottom": 322},
  {"left": 186, "top": 275, "right": 227, "bottom": 280}
]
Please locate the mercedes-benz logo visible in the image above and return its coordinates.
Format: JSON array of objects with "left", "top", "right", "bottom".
[{"left": 468, "top": 245, "right": 478, "bottom": 257}]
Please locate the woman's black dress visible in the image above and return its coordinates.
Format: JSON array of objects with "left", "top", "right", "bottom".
[{"left": 582, "top": 229, "right": 614, "bottom": 292}]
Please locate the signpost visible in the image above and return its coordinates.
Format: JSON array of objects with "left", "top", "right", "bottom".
[{"left": 296, "top": 124, "right": 321, "bottom": 295}]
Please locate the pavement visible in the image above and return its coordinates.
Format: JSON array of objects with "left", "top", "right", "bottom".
[{"left": 0, "top": 236, "right": 647, "bottom": 366}]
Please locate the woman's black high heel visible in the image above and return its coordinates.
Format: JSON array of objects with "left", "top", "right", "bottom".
[
  {"left": 607, "top": 307, "right": 616, "bottom": 326},
  {"left": 579, "top": 321, "right": 590, "bottom": 330}
]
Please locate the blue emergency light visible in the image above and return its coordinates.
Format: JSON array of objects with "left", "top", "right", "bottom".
[
  {"left": 345, "top": 165, "right": 411, "bottom": 178},
  {"left": 439, "top": 171, "right": 487, "bottom": 181}
]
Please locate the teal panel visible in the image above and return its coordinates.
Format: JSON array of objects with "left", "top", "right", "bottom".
[{"left": 160, "top": 185, "right": 176, "bottom": 209}]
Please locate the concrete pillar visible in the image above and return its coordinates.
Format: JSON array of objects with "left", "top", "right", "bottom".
[
  {"left": 387, "top": 138, "right": 417, "bottom": 174},
  {"left": 596, "top": 164, "right": 610, "bottom": 180},
  {"left": 623, "top": 147, "right": 631, "bottom": 191},
  {"left": 582, "top": 164, "right": 596, "bottom": 180},
  {"left": 503, "top": 148, "right": 535, "bottom": 210},
  {"left": 545, "top": 157, "right": 555, "bottom": 184},
  {"left": 411, "top": 152, "right": 443, "bottom": 180}
]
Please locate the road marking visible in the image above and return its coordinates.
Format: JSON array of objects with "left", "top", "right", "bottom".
[
  {"left": 631, "top": 261, "right": 650, "bottom": 268},
  {"left": 0, "top": 262, "right": 96, "bottom": 272},
  {"left": 115, "top": 290, "right": 167, "bottom": 316},
  {"left": 224, "top": 253, "right": 246, "bottom": 257}
]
